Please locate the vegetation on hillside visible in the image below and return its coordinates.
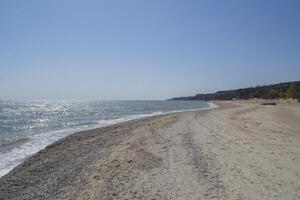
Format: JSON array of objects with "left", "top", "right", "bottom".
[{"left": 171, "top": 81, "right": 300, "bottom": 101}]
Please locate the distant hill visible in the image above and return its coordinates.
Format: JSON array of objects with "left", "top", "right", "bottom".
[{"left": 170, "top": 81, "right": 300, "bottom": 101}]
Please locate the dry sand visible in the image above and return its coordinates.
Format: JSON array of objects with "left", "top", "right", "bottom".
[{"left": 0, "top": 101, "right": 299, "bottom": 200}]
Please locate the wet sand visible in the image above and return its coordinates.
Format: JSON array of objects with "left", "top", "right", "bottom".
[{"left": 0, "top": 101, "right": 299, "bottom": 200}]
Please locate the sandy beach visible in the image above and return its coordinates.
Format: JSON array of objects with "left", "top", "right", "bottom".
[{"left": 0, "top": 101, "right": 299, "bottom": 200}]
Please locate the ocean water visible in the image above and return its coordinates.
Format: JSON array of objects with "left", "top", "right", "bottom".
[{"left": 0, "top": 100, "right": 213, "bottom": 177}]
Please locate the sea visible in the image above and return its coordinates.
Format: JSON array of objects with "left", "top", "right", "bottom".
[{"left": 0, "top": 100, "right": 214, "bottom": 177}]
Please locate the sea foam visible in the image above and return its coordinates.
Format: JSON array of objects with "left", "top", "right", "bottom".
[{"left": 0, "top": 100, "right": 216, "bottom": 177}]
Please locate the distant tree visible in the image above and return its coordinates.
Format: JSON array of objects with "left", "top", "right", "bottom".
[
  {"left": 259, "top": 87, "right": 268, "bottom": 99},
  {"left": 267, "top": 89, "right": 279, "bottom": 99},
  {"left": 286, "top": 84, "right": 297, "bottom": 100},
  {"left": 294, "top": 85, "right": 300, "bottom": 100},
  {"left": 279, "top": 91, "right": 286, "bottom": 99}
]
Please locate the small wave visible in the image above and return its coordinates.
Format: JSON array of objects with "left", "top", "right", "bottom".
[
  {"left": 208, "top": 102, "right": 219, "bottom": 109},
  {"left": 0, "top": 136, "right": 31, "bottom": 148},
  {"left": 61, "top": 121, "right": 98, "bottom": 128},
  {"left": 12, "top": 123, "right": 49, "bottom": 131}
]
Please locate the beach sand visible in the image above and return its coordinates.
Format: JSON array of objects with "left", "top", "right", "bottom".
[{"left": 0, "top": 101, "right": 299, "bottom": 200}]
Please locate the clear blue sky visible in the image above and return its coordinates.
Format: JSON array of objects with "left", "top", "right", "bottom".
[{"left": 0, "top": 0, "right": 299, "bottom": 100}]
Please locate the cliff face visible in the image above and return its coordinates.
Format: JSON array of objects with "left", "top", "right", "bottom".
[{"left": 170, "top": 81, "right": 300, "bottom": 101}]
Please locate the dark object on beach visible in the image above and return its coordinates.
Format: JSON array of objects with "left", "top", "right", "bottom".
[{"left": 261, "top": 102, "right": 277, "bottom": 106}]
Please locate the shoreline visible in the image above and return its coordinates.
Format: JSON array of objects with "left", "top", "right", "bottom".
[
  {"left": 0, "top": 102, "right": 217, "bottom": 178},
  {"left": 1, "top": 101, "right": 299, "bottom": 199}
]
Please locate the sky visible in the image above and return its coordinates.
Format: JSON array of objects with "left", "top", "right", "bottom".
[{"left": 0, "top": 0, "right": 299, "bottom": 100}]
